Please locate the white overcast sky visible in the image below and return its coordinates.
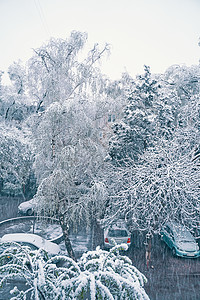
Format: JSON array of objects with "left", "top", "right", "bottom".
[{"left": 0, "top": 0, "right": 200, "bottom": 81}]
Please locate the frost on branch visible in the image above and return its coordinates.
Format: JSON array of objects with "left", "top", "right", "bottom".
[{"left": 0, "top": 242, "right": 149, "bottom": 299}]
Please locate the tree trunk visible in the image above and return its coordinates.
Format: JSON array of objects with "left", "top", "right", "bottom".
[
  {"left": 59, "top": 215, "right": 76, "bottom": 261},
  {"left": 91, "top": 218, "right": 104, "bottom": 250}
]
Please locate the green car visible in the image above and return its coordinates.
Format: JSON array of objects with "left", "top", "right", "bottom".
[{"left": 160, "top": 222, "right": 200, "bottom": 258}]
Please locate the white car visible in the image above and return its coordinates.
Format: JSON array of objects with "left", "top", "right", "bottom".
[
  {"left": 18, "top": 199, "right": 37, "bottom": 216},
  {"left": 104, "top": 224, "right": 131, "bottom": 249},
  {"left": 0, "top": 233, "right": 60, "bottom": 256}
]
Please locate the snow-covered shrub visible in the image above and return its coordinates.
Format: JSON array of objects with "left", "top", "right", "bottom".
[
  {"left": 0, "top": 242, "right": 149, "bottom": 299},
  {"left": 0, "top": 241, "right": 52, "bottom": 299},
  {"left": 71, "top": 245, "right": 149, "bottom": 300}
]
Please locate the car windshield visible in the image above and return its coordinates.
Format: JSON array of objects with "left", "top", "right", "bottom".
[{"left": 108, "top": 229, "right": 128, "bottom": 237}]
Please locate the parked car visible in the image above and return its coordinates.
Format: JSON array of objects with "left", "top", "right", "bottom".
[
  {"left": 104, "top": 223, "right": 131, "bottom": 249},
  {"left": 0, "top": 233, "right": 60, "bottom": 256},
  {"left": 160, "top": 222, "right": 200, "bottom": 258},
  {"left": 18, "top": 198, "right": 37, "bottom": 216}
]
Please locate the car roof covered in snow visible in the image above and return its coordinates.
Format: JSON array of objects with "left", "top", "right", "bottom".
[
  {"left": 165, "top": 222, "right": 195, "bottom": 242},
  {"left": 18, "top": 198, "right": 37, "bottom": 211}
]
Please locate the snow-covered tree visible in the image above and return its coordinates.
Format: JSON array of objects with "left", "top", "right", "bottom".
[
  {"left": 0, "top": 61, "right": 31, "bottom": 125},
  {"left": 109, "top": 65, "right": 161, "bottom": 164},
  {"left": 33, "top": 98, "right": 108, "bottom": 258},
  {"left": 27, "top": 31, "right": 109, "bottom": 112},
  {"left": 0, "top": 123, "right": 33, "bottom": 198},
  {"left": 27, "top": 32, "right": 114, "bottom": 258},
  {"left": 106, "top": 91, "right": 200, "bottom": 237},
  {"left": 0, "top": 61, "right": 36, "bottom": 198},
  {"left": 110, "top": 136, "right": 199, "bottom": 233},
  {"left": 105, "top": 65, "right": 200, "bottom": 259},
  {"left": 0, "top": 242, "right": 149, "bottom": 300},
  {"left": 108, "top": 64, "right": 200, "bottom": 165},
  {"left": 8, "top": 61, "right": 27, "bottom": 96},
  {"left": 163, "top": 64, "right": 200, "bottom": 101}
]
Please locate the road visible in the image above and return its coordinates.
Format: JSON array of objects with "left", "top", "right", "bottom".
[{"left": 127, "top": 236, "right": 200, "bottom": 300}]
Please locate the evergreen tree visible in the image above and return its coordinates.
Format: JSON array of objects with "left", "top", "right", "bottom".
[{"left": 109, "top": 65, "right": 160, "bottom": 164}]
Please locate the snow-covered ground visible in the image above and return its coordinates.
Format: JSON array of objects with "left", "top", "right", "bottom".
[
  {"left": 60, "top": 234, "right": 90, "bottom": 257},
  {"left": 1, "top": 233, "right": 60, "bottom": 255}
]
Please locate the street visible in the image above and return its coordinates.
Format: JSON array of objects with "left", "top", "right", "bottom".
[{"left": 127, "top": 236, "right": 200, "bottom": 300}]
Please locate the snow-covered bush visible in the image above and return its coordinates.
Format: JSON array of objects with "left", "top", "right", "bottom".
[
  {"left": 0, "top": 241, "right": 52, "bottom": 299},
  {"left": 72, "top": 245, "right": 149, "bottom": 300},
  {"left": 0, "top": 242, "right": 149, "bottom": 299}
]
